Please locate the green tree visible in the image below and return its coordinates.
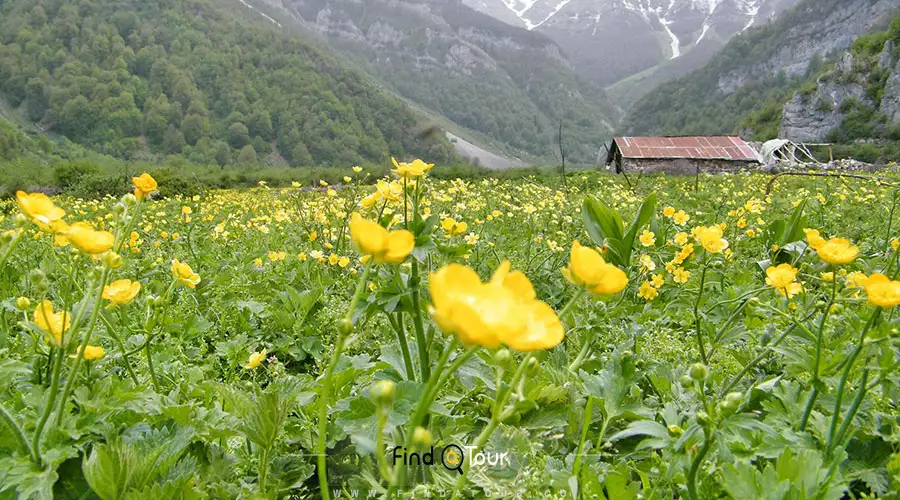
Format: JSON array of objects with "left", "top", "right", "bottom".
[
  {"left": 237, "top": 144, "right": 258, "bottom": 165},
  {"left": 227, "top": 122, "right": 250, "bottom": 149}
]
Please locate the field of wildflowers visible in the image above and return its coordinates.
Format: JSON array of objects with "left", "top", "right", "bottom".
[{"left": 1, "top": 162, "right": 899, "bottom": 499}]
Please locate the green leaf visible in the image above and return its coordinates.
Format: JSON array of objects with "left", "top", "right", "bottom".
[
  {"left": 608, "top": 420, "right": 669, "bottom": 442},
  {"left": 622, "top": 192, "right": 657, "bottom": 264},
  {"left": 582, "top": 197, "right": 624, "bottom": 247}
]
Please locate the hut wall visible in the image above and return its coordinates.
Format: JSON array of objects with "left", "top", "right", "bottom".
[{"left": 622, "top": 158, "right": 758, "bottom": 174}]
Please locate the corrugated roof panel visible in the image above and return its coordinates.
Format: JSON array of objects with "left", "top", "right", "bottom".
[{"left": 613, "top": 136, "right": 759, "bottom": 161}]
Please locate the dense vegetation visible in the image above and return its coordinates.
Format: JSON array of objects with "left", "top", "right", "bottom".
[
  {"left": 2, "top": 167, "right": 900, "bottom": 498},
  {"left": 0, "top": 0, "right": 457, "bottom": 167},
  {"left": 282, "top": 0, "right": 617, "bottom": 164}
]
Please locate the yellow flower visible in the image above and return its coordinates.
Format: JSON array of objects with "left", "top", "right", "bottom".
[
  {"left": 640, "top": 254, "right": 656, "bottom": 271},
  {"left": 65, "top": 222, "right": 114, "bottom": 254},
  {"left": 862, "top": 274, "right": 900, "bottom": 308},
  {"left": 338, "top": 256, "right": 351, "bottom": 268},
  {"left": 639, "top": 230, "right": 656, "bottom": 247},
  {"left": 349, "top": 213, "right": 415, "bottom": 264},
  {"left": 102, "top": 279, "right": 141, "bottom": 305},
  {"left": 328, "top": 253, "right": 340, "bottom": 265},
  {"left": 846, "top": 272, "right": 868, "bottom": 288},
  {"left": 673, "top": 210, "right": 690, "bottom": 225},
  {"left": 429, "top": 262, "right": 563, "bottom": 351},
  {"left": 392, "top": 157, "right": 434, "bottom": 179},
  {"left": 246, "top": 348, "right": 267, "bottom": 369},
  {"left": 172, "top": 259, "right": 201, "bottom": 288},
  {"left": 562, "top": 241, "right": 628, "bottom": 295},
  {"left": 765, "top": 264, "right": 803, "bottom": 298},
  {"left": 891, "top": 238, "right": 899, "bottom": 251},
  {"left": 651, "top": 273, "right": 664, "bottom": 288},
  {"left": 673, "top": 267, "right": 690, "bottom": 283},
  {"left": 441, "top": 218, "right": 468, "bottom": 236},
  {"left": 132, "top": 173, "right": 158, "bottom": 200},
  {"left": 638, "top": 282, "right": 658, "bottom": 301},
  {"left": 352, "top": 166, "right": 363, "bottom": 173},
  {"left": 663, "top": 207, "right": 675, "bottom": 217},
  {"left": 16, "top": 191, "right": 66, "bottom": 231},
  {"left": 803, "top": 228, "right": 826, "bottom": 250},
  {"left": 695, "top": 226, "right": 728, "bottom": 254},
  {"left": 817, "top": 238, "right": 858, "bottom": 265},
  {"left": 33, "top": 300, "right": 71, "bottom": 345},
  {"left": 820, "top": 272, "right": 834, "bottom": 283},
  {"left": 71, "top": 345, "right": 105, "bottom": 361},
  {"left": 674, "top": 232, "right": 689, "bottom": 245}
]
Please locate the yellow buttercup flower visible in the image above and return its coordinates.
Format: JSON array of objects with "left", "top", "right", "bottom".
[
  {"left": 673, "top": 210, "right": 690, "bottom": 225},
  {"left": 816, "top": 238, "right": 858, "bottom": 265},
  {"left": 562, "top": 241, "right": 628, "bottom": 296},
  {"left": 349, "top": 213, "right": 414, "bottom": 264},
  {"left": 674, "top": 232, "right": 689, "bottom": 245},
  {"left": 392, "top": 158, "right": 434, "bottom": 179},
  {"left": 695, "top": 226, "right": 728, "bottom": 254},
  {"left": 132, "top": 173, "right": 158, "bottom": 200},
  {"left": 766, "top": 264, "right": 803, "bottom": 298},
  {"left": 639, "top": 230, "right": 656, "bottom": 247},
  {"left": 441, "top": 218, "right": 468, "bottom": 236},
  {"left": 102, "top": 279, "right": 141, "bottom": 305},
  {"left": 803, "top": 228, "right": 826, "bottom": 251},
  {"left": 673, "top": 267, "right": 690, "bottom": 283},
  {"left": 16, "top": 191, "right": 66, "bottom": 231},
  {"left": 246, "top": 348, "right": 267, "bottom": 369},
  {"left": 33, "top": 300, "right": 71, "bottom": 345},
  {"left": 638, "top": 282, "right": 658, "bottom": 301},
  {"left": 65, "top": 222, "right": 114, "bottom": 254},
  {"left": 663, "top": 207, "right": 675, "bottom": 217},
  {"left": 429, "top": 262, "right": 563, "bottom": 351},
  {"left": 862, "top": 274, "right": 900, "bottom": 308},
  {"left": 71, "top": 345, "right": 105, "bottom": 361},
  {"left": 172, "top": 259, "right": 201, "bottom": 288}
]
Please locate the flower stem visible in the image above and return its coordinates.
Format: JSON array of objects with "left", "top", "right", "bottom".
[
  {"left": 800, "top": 272, "right": 838, "bottom": 431},
  {"left": 450, "top": 353, "right": 533, "bottom": 499},
  {"left": 409, "top": 260, "right": 431, "bottom": 382},
  {"left": 99, "top": 313, "right": 139, "bottom": 385},
  {"left": 572, "top": 396, "right": 593, "bottom": 481},
  {"left": 54, "top": 266, "right": 110, "bottom": 427},
  {"left": 825, "top": 308, "right": 880, "bottom": 454},
  {"left": 258, "top": 446, "right": 269, "bottom": 495},
  {"left": 30, "top": 273, "right": 98, "bottom": 466},
  {"left": 317, "top": 264, "right": 371, "bottom": 500},
  {"left": 693, "top": 260, "right": 709, "bottom": 365},
  {"left": 0, "top": 401, "right": 34, "bottom": 461},
  {"left": 388, "top": 312, "right": 416, "bottom": 381},
  {"left": 686, "top": 428, "right": 715, "bottom": 500}
]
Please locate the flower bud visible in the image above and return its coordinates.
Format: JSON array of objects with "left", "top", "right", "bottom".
[
  {"left": 622, "top": 350, "right": 633, "bottom": 359},
  {"left": 412, "top": 426, "right": 432, "bottom": 447},
  {"left": 150, "top": 295, "right": 166, "bottom": 308},
  {"left": 29, "top": 269, "right": 48, "bottom": 292},
  {"left": 112, "top": 203, "right": 126, "bottom": 216},
  {"left": 13, "top": 214, "right": 27, "bottom": 228},
  {"left": 494, "top": 348, "right": 511, "bottom": 365},
  {"left": 102, "top": 251, "right": 123, "bottom": 269},
  {"left": 667, "top": 424, "right": 683, "bottom": 436},
  {"left": 689, "top": 363, "right": 708, "bottom": 382},
  {"left": 0, "top": 231, "right": 12, "bottom": 246},
  {"left": 680, "top": 375, "right": 694, "bottom": 388},
  {"left": 339, "top": 318, "right": 353, "bottom": 336},
  {"left": 722, "top": 391, "right": 743, "bottom": 411},
  {"left": 630, "top": 385, "right": 642, "bottom": 400},
  {"left": 15, "top": 297, "right": 31, "bottom": 310},
  {"left": 526, "top": 357, "right": 540, "bottom": 377},
  {"left": 829, "top": 303, "right": 844, "bottom": 314},
  {"left": 370, "top": 380, "right": 395, "bottom": 406},
  {"left": 122, "top": 193, "right": 138, "bottom": 207},
  {"left": 697, "top": 410, "right": 711, "bottom": 425}
]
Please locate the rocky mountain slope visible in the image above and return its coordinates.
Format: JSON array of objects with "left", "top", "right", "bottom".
[
  {"left": 251, "top": 0, "right": 619, "bottom": 164},
  {"left": 622, "top": 0, "right": 900, "bottom": 136},
  {"left": 463, "top": 0, "right": 800, "bottom": 102}
]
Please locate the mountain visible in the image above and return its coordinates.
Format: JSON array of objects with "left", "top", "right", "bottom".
[
  {"left": 250, "top": 0, "right": 620, "bottom": 164},
  {"left": 462, "top": 0, "right": 800, "bottom": 103},
  {"left": 621, "top": 0, "right": 900, "bottom": 136},
  {"left": 0, "top": 0, "right": 457, "bottom": 167}
]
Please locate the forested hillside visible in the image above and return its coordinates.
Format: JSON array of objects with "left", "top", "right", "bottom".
[
  {"left": 269, "top": 0, "right": 617, "bottom": 164},
  {"left": 0, "top": 0, "right": 457, "bottom": 167}
]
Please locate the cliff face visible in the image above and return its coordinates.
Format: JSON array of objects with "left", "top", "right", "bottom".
[{"left": 780, "top": 39, "right": 900, "bottom": 142}]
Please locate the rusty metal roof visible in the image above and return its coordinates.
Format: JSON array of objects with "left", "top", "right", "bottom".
[{"left": 612, "top": 136, "right": 760, "bottom": 161}]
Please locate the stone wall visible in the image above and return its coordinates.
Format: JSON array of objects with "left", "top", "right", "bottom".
[{"left": 623, "top": 158, "right": 759, "bottom": 174}]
